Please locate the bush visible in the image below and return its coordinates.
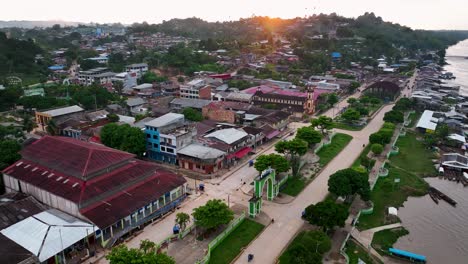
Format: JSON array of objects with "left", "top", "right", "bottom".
[{"left": 371, "top": 143, "right": 384, "bottom": 155}]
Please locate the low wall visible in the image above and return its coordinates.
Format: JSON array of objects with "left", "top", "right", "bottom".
[
  {"left": 314, "top": 132, "right": 337, "bottom": 154},
  {"left": 196, "top": 212, "right": 246, "bottom": 264}
]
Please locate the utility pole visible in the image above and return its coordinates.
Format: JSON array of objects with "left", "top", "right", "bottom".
[{"left": 94, "top": 94, "right": 98, "bottom": 111}]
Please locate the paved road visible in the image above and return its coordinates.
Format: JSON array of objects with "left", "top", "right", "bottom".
[{"left": 234, "top": 103, "right": 396, "bottom": 264}]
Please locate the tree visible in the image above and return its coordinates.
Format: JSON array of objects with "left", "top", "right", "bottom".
[
  {"left": 371, "top": 143, "right": 384, "bottom": 155},
  {"left": 327, "top": 93, "right": 339, "bottom": 106},
  {"left": 275, "top": 138, "right": 308, "bottom": 176},
  {"left": 142, "top": 72, "right": 167, "bottom": 83},
  {"left": 288, "top": 244, "right": 322, "bottom": 264},
  {"left": 310, "top": 116, "right": 333, "bottom": 135},
  {"left": 328, "top": 168, "right": 370, "bottom": 200},
  {"left": 107, "top": 113, "right": 120, "bottom": 122},
  {"left": 341, "top": 109, "right": 360, "bottom": 123},
  {"left": 383, "top": 110, "right": 404, "bottom": 123},
  {"left": 139, "top": 239, "right": 156, "bottom": 254},
  {"left": 304, "top": 199, "right": 349, "bottom": 231},
  {"left": 436, "top": 124, "right": 449, "bottom": 142},
  {"left": 175, "top": 212, "right": 190, "bottom": 231},
  {"left": 360, "top": 156, "right": 374, "bottom": 171},
  {"left": 296, "top": 126, "right": 322, "bottom": 147},
  {"left": 192, "top": 199, "right": 234, "bottom": 231},
  {"left": 393, "top": 98, "right": 412, "bottom": 111},
  {"left": 177, "top": 76, "right": 185, "bottom": 83},
  {"left": 22, "top": 115, "right": 34, "bottom": 132},
  {"left": 254, "top": 154, "right": 290, "bottom": 173},
  {"left": 347, "top": 98, "right": 358, "bottom": 106},
  {"left": 46, "top": 120, "right": 58, "bottom": 136},
  {"left": 182, "top": 107, "right": 203, "bottom": 122},
  {"left": 424, "top": 134, "right": 437, "bottom": 148},
  {"left": 101, "top": 123, "right": 146, "bottom": 156},
  {"left": 106, "top": 244, "right": 175, "bottom": 264},
  {"left": 349, "top": 81, "right": 360, "bottom": 92},
  {"left": 0, "top": 140, "right": 21, "bottom": 170}
]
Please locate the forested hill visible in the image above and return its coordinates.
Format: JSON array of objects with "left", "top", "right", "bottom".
[
  {"left": 0, "top": 32, "right": 46, "bottom": 77},
  {"left": 129, "top": 13, "right": 468, "bottom": 54}
]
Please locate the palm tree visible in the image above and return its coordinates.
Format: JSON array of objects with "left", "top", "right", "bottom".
[{"left": 175, "top": 212, "right": 190, "bottom": 231}]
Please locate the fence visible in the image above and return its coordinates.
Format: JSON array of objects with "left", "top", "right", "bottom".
[
  {"left": 314, "top": 132, "right": 337, "bottom": 154},
  {"left": 196, "top": 212, "right": 246, "bottom": 264}
]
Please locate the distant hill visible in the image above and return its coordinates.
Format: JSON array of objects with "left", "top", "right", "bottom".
[{"left": 0, "top": 20, "right": 86, "bottom": 28}]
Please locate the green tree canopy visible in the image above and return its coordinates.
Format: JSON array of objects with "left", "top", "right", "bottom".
[
  {"left": 182, "top": 107, "right": 203, "bottom": 122},
  {"left": 100, "top": 123, "right": 146, "bottom": 156},
  {"left": 192, "top": 199, "right": 234, "bottom": 231},
  {"left": 296, "top": 126, "right": 322, "bottom": 147},
  {"left": 106, "top": 242, "right": 175, "bottom": 264},
  {"left": 254, "top": 154, "right": 290, "bottom": 173},
  {"left": 304, "top": 199, "right": 349, "bottom": 231},
  {"left": 383, "top": 110, "right": 404, "bottom": 123},
  {"left": 328, "top": 168, "right": 370, "bottom": 200},
  {"left": 393, "top": 98, "right": 412, "bottom": 111},
  {"left": 275, "top": 138, "right": 308, "bottom": 176},
  {"left": 175, "top": 212, "right": 190, "bottom": 231},
  {"left": 327, "top": 93, "right": 339, "bottom": 106},
  {"left": 310, "top": 116, "right": 333, "bottom": 135},
  {"left": 371, "top": 143, "right": 384, "bottom": 155},
  {"left": 341, "top": 109, "right": 360, "bottom": 123},
  {"left": 0, "top": 140, "right": 21, "bottom": 170}
]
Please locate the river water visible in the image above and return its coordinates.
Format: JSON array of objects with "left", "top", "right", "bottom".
[
  {"left": 444, "top": 39, "right": 468, "bottom": 96},
  {"left": 393, "top": 40, "right": 468, "bottom": 264}
]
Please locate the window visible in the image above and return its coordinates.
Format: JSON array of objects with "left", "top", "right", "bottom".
[
  {"left": 146, "top": 134, "right": 150, "bottom": 138},
  {"left": 167, "top": 148, "right": 174, "bottom": 153},
  {"left": 153, "top": 143, "right": 159, "bottom": 148},
  {"left": 153, "top": 134, "right": 157, "bottom": 139},
  {"left": 161, "top": 146, "right": 166, "bottom": 151}
]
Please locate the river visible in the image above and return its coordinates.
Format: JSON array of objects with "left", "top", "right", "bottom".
[
  {"left": 393, "top": 40, "right": 468, "bottom": 264},
  {"left": 394, "top": 178, "right": 468, "bottom": 264},
  {"left": 444, "top": 39, "right": 468, "bottom": 96}
]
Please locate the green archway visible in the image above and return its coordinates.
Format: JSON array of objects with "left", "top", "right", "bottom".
[{"left": 249, "top": 168, "right": 285, "bottom": 218}]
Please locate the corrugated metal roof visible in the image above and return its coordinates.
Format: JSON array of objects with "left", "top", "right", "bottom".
[
  {"left": 416, "top": 110, "right": 438, "bottom": 130},
  {"left": 145, "top": 113, "right": 184, "bottom": 128},
  {"left": 204, "top": 128, "right": 248, "bottom": 145},
  {"left": 1, "top": 209, "right": 95, "bottom": 262},
  {"left": 42, "top": 105, "right": 84, "bottom": 117},
  {"left": 178, "top": 144, "right": 225, "bottom": 159}
]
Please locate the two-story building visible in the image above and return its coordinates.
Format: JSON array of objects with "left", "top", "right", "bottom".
[
  {"left": 179, "top": 79, "right": 212, "bottom": 100},
  {"left": 126, "top": 63, "right": 148, "bottom": 78},
  {"left": 145, "top": 113, "right": 196, "bottom": 164},
  {"left": 78, "top": 67, "right": 115, "bottom": 86}
]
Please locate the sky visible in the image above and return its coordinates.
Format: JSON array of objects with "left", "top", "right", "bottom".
[{"left": 1, "top": 0, "right": 467, "bottom": 30}]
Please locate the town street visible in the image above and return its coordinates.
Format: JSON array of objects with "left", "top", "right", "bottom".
[
  {"left": 234, "top": 71, "right": 417, "bottom": 264},
  {"left": 92, "top": 74, "right": 417, "bottom": 264},
  {"left": 234, "top": 103, "right": 395, "bottom": 264}
]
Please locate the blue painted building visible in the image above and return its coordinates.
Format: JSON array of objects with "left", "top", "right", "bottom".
[{"left": 145, "top": 113, "right": 196, "bottom": 164}]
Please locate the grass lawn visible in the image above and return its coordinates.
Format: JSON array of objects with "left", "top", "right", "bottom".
[
  {"left": 278, "top": 231, "right": 330, "bottom": 264},
  {"left": 332, "top": 122, "right": 364, "bottom": 131},
  {"left": 390, "top": 132, "right": 437, "bottom": 177},
  {"left": 346, "top": 240, "right": 382, "bottom": 264},
  {"left": 407, "top": 112, "right": 421, "bottom": 128},
  {"left": 209, "top": 219, "right": 264, "bottom": 264},
  {"left": 317, "top": 133, "right": 353, "bottom": 167},
  {"left": 371, "top": 227, "right": 409, "bottom": 255},
  {"left": 280, "top": 176, "right": 306, "bottom": 196},
  {"left": 357, "top": 165, "right": 428, "bottom": 230},
  {"left": 352, "top": 144, "right": 372, "bottom": 167}
]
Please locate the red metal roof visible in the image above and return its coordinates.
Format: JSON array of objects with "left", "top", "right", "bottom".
[
  {"left": 3, "top": 136, "right": 187, "bottom": 229},
  {"left": 20, "top": 136, "right": 134, "bottom": 180},
  {"left": 80, "top": 170, "right": 186, "bottom": 228}
]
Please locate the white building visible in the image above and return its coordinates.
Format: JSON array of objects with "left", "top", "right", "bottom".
[
  {"left": 126, "top": 63, "right": 148, "bottom": 78},
  {"left": 78, "top": 67, "right": 115, "bottom": 86}
]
